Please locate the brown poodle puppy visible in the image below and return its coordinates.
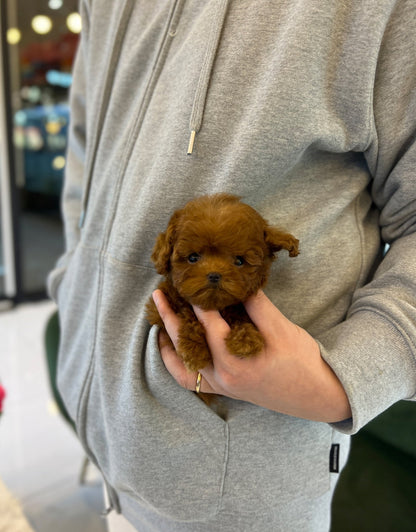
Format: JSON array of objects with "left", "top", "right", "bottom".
[{"left": 146, "top": 193, "right": 299, "bottom": 372}]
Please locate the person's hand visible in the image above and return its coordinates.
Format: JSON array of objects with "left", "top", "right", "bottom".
[{"left": 152, "top": 289, "right": 352, "bottom": 423}]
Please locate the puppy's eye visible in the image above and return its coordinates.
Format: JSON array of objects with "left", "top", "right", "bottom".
[
  {"left": 234, "top": 256, "right": 245, "bottom": 266},
  {"left": 188, "top": 253, "right": 201, "bottom": 264}
]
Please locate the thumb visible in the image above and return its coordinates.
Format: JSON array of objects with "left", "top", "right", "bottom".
[
  {"left": 192, "top": 307, "right": 231, "bottom": 353},
  {"left": 244, "top": 290, "right": 289, "bottom": 338}
]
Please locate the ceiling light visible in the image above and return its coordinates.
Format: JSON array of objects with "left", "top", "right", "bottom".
[
  {"left": 31, "top": 15, "right": 53, "bottom": 35},
  {"left": 7, "top": 28, "right": 21, "bottom": 45},
  {"left": 48, "top": 0, "right": 63, "bottom": 9},
  {"left": 66, "top": 12, "right": 82, "bottom": 34}
]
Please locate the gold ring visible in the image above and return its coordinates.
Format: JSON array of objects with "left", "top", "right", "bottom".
[{"left": 195, "top": 372, "right": 202, "bottom": 394}]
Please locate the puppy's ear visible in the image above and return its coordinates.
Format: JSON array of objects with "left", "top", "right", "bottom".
[
  {"left": 151, "top": 213, "right": 179, "bottom": 275},
  {"left": 264, "top": 226, "right": 299, "bottom": 257}
]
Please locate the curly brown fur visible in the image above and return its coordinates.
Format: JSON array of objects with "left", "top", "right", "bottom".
[{"left": 146, "top": 193, "right": 299, "bottom": 372}]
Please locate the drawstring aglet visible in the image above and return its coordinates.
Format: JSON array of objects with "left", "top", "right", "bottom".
[{"left": 187, "top": 130, "right": 196, "bottom": 155}]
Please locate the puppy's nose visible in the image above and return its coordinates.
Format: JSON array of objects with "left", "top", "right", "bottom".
[{"left": 207, "top": 272, "right": 222, "bottom": 284}]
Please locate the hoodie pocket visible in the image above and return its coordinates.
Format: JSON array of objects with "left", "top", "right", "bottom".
[
  {"left": 81, "top": 258, "right": 229, "bottom": 522},
  {"left": 112, "top": 328, "right": 229, "bottom": 521},
  {"left": 221, "top": 404, "right": 332, "bottom": 512}
]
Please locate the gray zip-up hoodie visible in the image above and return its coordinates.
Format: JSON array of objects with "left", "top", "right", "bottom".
[{"left": 48, "top": 1, "right": 416, "bottom": 530}]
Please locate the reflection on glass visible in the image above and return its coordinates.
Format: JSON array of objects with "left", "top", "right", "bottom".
[{"left": 6, "top": 0, "right": 79, "bottom": 296}]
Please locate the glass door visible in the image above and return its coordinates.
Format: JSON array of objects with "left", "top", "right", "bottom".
[
  {"left": 0, "top": 0, "right": 19, "bottom": 303},
  {"left": 1, "top": 0, "right": 80, "bottom": 300}
]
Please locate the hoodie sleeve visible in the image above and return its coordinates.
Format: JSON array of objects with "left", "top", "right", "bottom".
[
  {"left": 317, "top": 1, "right": 416, "bottom": 435},
  {"left": 47, "top": 0, "right": 90, "bottom": 301}
]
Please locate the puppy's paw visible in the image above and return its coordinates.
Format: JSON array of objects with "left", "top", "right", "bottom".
[
  {"left": 225, "top": 323, "right": 264, "bottom": 358},
  {"left": 177, "top": 320, "right": 212, "bottom": 371}
]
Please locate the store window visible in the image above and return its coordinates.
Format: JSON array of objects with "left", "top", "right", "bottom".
[{"left": 0, "top": 0, "right": 80, "bottom": 300}]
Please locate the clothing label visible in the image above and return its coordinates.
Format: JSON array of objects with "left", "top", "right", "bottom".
[{"left": 330, "top": 444, "right": 340, "bottom": 473}]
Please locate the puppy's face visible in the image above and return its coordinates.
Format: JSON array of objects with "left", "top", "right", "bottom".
[{"left": 152, "top": 194, "right": 299, "bottom": 310}]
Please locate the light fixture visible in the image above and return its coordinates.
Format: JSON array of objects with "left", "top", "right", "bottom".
[
  {"left": 48, "top": 0, "right": 63, "bottom": 9},
  {"left": 52, "top": 156, "right": 66, "bottom": 170},
  {"left": 7, "top": 28, "right": 21, "bottom": 45},
  {"left": 31, "top": 15, "right": 53, "bottom": 35},
  {"left": 66, "top": 12, "right": 82, "bottom": 34}
]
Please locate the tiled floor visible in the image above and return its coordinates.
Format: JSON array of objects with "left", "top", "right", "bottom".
[{"left": 0, "top": 300, "right": 107, "bottom": 532}]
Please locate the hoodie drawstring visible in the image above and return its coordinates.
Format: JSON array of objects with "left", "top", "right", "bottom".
[{"left": 187, "top": 0, "right": 230, "bottom": 155}]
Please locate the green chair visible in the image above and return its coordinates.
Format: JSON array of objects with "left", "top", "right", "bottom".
[
  {"left": 331, "top": 401, "right": 416, "bottom": 531},
  {"left": 44, "top": 310, "right": 75, "bottom": 430}
]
